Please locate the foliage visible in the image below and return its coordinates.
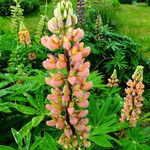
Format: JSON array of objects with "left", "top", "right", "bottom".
[
  {"left": 0, "top": 0, "right": 40, "bottom": 17},
  {"left": 85, "top": 0, "right": 120, "bottom": 29},
  {"left": 83, "top": 25, "right": 150, "bottom": 90}
]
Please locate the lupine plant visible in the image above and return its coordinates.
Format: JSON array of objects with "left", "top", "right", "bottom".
[
  {"left": 107, "top": 69, "right": 118, "bottom": 87},
  {"left": 18, "top": 21, "right": 31, "bottom": 46},
  {"left": 120, "top": 66, "right": 144, "bottom": 127},
  {"left": 77, "top": 0, "right": 85, "bottom": 27},
  {"left": 41, "top": 0, "right": 92, "bottom": 149}
]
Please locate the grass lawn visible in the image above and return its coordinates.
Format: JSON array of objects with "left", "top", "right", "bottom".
[
  {"left": 117, "top": 3, "right": 150, "bottom": 57},
  {"left": 0, "top": 2, "right": 149, "bottom": 57}
]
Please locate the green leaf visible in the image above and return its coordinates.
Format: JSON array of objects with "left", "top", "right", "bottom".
[
  {"left": 90, "top": 135, "right": 113, "bottom": 148},
  {"left": 24, "top": 132, "right": 31, "bottom": 150},
  {"left": 11, "top": 128, "right": 23, "bottom": 147},
  {"left": 19, "top": 116, "right": 44, "bottom": 138},
  {"left": 0, "top": 145, "right": 15, "bottom": 150},
  {"left": 40, "top": 132, "right": 58, "bottom": 150},
  {"left": 0, "top": 102, "right": 39, "bottom": 115},
  {"left": 30, "top": 137, "right": 43, "bottom": 150}
]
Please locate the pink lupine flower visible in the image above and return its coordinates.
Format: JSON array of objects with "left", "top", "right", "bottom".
[
  {"left": 81, "top": 81, "right": 93, "bottom": 90},
  {"left": 45, "top": 77, "right": 64, "bottom": 87},
  {"left": 78, "top": 110, "right": 89, "bottom": 118},
  {"left": 46, "top": 120, "right": 56, "bottom": 126},
  {"left": 47, "top": 94, "right": 60, "bottom": 101},
  {"left": 45, "top": 72, "right": 64, "bottom": 87},
  {"left": 77, "top": 68, "right": 89, "bottom": 78},
  {"left": 43, "top": 59, "right": 56, "bottom": 70},
  {"left": 68, "top": 107, "right": 75, "bottom": 115},
  {"left": 80, "top": 118, "right": 89, "bottom": 125},
  {"left": 48, "top": 17, "right": 59, "bottom": 33},
  {"left": 83, "top": 141, "right": 91, "bottom": 148},
  {"left": 71, "top": 28, "right": 84, "bottom": 42},
  {"left": 74, "top": 90, "right": 83, "bottom": 98},
  {"left": 56, "top": 54, "right": 67, "bottom": 70},
  {"left": 76, "top": 125, "right": 86, "bottom": 132},
  {"left": 78, "top": 99, "right": 89, "bottom": 108},
  {"left": 43, "top": 54, "right": 57, "bottom": 70},
  {"left": 82, "top": 47, "right": 91, "bottom": 57},
  {"left": 70, "top": 117, "right": 78, "bottom": 125},
  {"left": 68, "top": 70, "right": 77, "bottom": 85},
  {"left": 41, "top": 34, "right": 61, "bottom": 51},
  {"left": 56, "top": 119, "right": 65, "bottom": 129},
  {"left": 63, "top": 36, "right": 71, "bottom": 50},
  {"left": 43, "top": 1, "right": 92, "bottom": 148},
  {"left": 120, "top": 66, "right": 144, "bottom": 127}
]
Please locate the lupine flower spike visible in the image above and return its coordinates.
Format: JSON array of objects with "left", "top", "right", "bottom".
[
  {"left": 94, "top": 14, "right": 102, "bottom": 41},
  {"left": 18, "top": 21, "right": 31, "bottom": 46},
  {"left": 77, "top": 0, "right": 85, "bottom": 27},
  {"left": 107, "top": 69, "right": 118, "bottom": 87},
  {"left": 42, "top": 0, "right": 92, "bottom": 149},
  {"left": 120, "top": 66, "right": 144, "bottom": 127}
]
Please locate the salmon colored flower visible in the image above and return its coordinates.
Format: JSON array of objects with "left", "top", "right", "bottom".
[
  {"left": 120, "top": 66, "right": 144, "bottom": 127},
  {"left": 56, "top": 54, "right": 67, "bottom": 70},
  {"left": 43, "top": 1, "right": 92, "bottom": 148},
  {"left": 41, "top": 34, "right": 61, "bottom": 51}
]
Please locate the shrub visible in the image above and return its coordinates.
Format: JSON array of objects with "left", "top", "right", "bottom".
[{"left": 0, "top": 0, "right": 40, "bottom": 16}]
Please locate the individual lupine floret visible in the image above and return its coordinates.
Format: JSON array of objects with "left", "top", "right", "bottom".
[
  {"left": 107, "top": 69, "right": 119, "bottom": 87},
  {"left": 120, "top": 66, "right": 144, "bottom": 127},
  {"left": 18, "top": 21, "right": 31, "bottom": 46},
  {"left": 48, "top": 0, "right": 77, "bottom": 34}
]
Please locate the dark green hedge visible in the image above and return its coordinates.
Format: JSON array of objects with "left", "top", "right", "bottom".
[{"left": 0, "top": 0, "right": 40, "bottom": 16}]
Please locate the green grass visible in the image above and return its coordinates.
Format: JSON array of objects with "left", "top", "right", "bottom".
[{"left": 117, "top": 3, "right": 150, "bottom": 57}]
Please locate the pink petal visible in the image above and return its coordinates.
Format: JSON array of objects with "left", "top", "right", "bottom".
[
  {"left": 47, "top": 94, "right": 60, "bottom": 101},
  {"left": 73, "top": 28, "right": 84, "bottom": 42},
  {"left": 46, "top": 120, "right": 56, "bottom": 127},
  {"left": 68, "top": 76, "right": 76, "bottom": 85},
  {"left": 43, "top": 59, "right": 56, "bottom": 70},
  {"left": 80, "top": 118, "right": 89, "bottom": 125},
  {"left": 72, "top": 52, "right": 82, "bottom": 63},
  {"left": 68, "top": 107, "right": 75, "bottom": 115},
  {"left": 74, "top": 90, "right": 83, "bottom": 98},
  {"left": 82, "top": 47, "right": 91, "bottom": 57},
  {"left": 82, "top": 81, "right": 93, "bottom": 90},
  {"left": 70, "top": 117, "right": 78, "bottom": 125},
  {"left": 78, "top": 100, "right": 89, "bottom": 108},
  {"left": 56, "top": 61, "right": 66, "bottom": 70},
  {"left": 76, "top": 125, "right": 86, "bottom": 132},
  {"left": 48, "top": 17, "right": 59, "bottom": 33},
  {"left": 78, "top": 68, "right": 89, "bottom": 78},
  {"left": 78, "top": 110, "right": 89, "bottom": 118}
]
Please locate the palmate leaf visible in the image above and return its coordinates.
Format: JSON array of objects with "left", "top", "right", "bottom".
[{"left": 87, "top": 71, "right": 106, "bottom": 89}]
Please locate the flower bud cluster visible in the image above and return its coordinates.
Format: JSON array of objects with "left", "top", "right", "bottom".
[
  {"left": 18, "top": 21, "right": 31, "bottom": 46},
  {"left": 41, "top": 1, "right": 92, "bottom": 149},
  {"left": 107, "top": 69, "right": 118, "bottom": 87},
  {"left": 48, "top": 0, "right": 77, "bottom": 34},
  {"left": 120, "top": 66, "right": 144, "bottom": 127}
]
